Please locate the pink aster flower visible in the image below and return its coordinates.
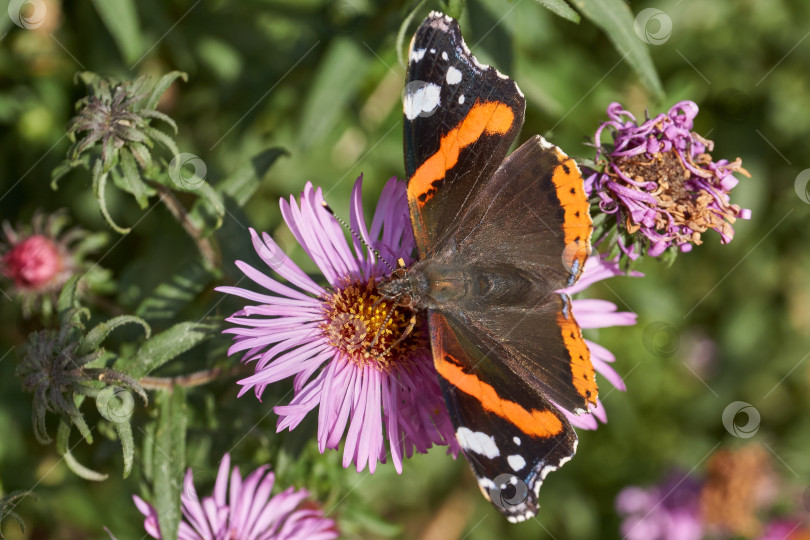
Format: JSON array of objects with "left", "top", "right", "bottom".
[
  {"left": 217, "top": 176, "right": 459, "bottom": 474},
  {"left": 557, "top": 254, "right": 640, "bottom": 430},
  {"left": 584, "top": 101, "right": 751, "bottom": 261},
  {"left": 132, "top": 453, "right": 337, "bottom": 540},
  {"left": 616, "top": 471, "right": 704, "bottom": 540}
]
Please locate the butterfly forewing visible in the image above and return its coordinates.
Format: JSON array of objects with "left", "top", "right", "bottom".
[{"left": 404, "top": 13, "right": 525, "bottom": 257}]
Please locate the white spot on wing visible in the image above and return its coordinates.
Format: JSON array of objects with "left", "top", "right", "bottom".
[
  {"left": 513, "top": 436, "right": 521, "bottom": 446},
  {"left": 478, "top": 477, "right": 496, "bottom": 491},
  {"left": 441, "top": 51, "right": 448, "bottom": 61},
  {"left": 458, "top": 95, "right": 465, "bottom": 104},
  {"left": 508, "top": 454, "right": 527, "bottom": 471},
  {"left": 430, "top": 48, "right": 436, "bottom": 54},
  {"left": 536, "top": 135, "right": 554, "bottom": 150},
  {"left": 403, "top": 83, "right": 441, "bottom": 120},
  {"left": 410, "top": 48, "right": 426, "bottom": 63},
  {"left": 446, "top": 66, "right": 462, "bottom": 85},
  {"left": 456, "top": 427, "right": 500, "bottom": 458}
]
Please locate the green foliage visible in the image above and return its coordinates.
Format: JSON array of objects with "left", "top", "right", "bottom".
[{"left": 0, "top": 0, "right": 807, "bottom": 538}]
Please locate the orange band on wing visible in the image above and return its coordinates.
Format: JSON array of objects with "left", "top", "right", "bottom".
[
  {"left": 551, "top": 154, "right": 593, "bottom": 276},
  {"left": 435, "top": 354, "right": 564, "bottom": 438},
  {"left": 557, "top": 308, "right": 597, "bottom": 406},
  {"left": 408, "top": 101, "right": 515, "bottom": 206}
]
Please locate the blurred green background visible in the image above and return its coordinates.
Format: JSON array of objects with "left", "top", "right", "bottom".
[{"left": 1, "top": 0, "right": 808, "bottom": 538}]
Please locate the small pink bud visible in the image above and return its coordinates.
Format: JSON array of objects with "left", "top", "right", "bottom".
[{"left": 2, "top": 235, "right": 63, "bottom": 289}]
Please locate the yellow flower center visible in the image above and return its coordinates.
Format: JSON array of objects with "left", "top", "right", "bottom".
[{"left": 320, "top": 279, "right": 425, "bottom": 371}]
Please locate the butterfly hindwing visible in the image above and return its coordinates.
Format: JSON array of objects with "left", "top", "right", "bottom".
[
  {"left": 429, "top": 311, "right": 577, "bottom": 523},
  {"left": 436, "top": 135, "right": 597, "bottom": 414},
  {"left": 404, "top": 12, "right": 526, "bottom": 258}
]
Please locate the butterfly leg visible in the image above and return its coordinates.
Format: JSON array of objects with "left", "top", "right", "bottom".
[{"left": 376, "top": 313, "right": 418, "bottom": 359}]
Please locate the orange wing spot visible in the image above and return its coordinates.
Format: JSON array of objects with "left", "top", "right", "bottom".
[
  {"left": 551, "top": 153, "right": 593, "bottom": 274},
  {"left": 435, "top": 354, "right": 564, "bottom": 438},
  {"left": 408, "top": 101, "right": 515, "bottom": 207},
  {"left": 557, "top": 307, "right": 597, "bottom": 407}
]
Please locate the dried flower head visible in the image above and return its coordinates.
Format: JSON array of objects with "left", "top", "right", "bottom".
[
  {"left": 1, "top": 210, "right": 107, "bottom": 318},
  {"left": 700, "top": 444, "right": 774, "bottom": 538},
  {"left": 16, "top": 279, "right": 148, "bottom": 452},
  {"left": 584, "top": 101, "right": 752, "bottom": 264},
  {"left": 53, "top": 71, "right": 187, "bottom": 233}
]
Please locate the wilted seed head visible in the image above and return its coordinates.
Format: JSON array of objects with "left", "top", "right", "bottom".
[
  {"left": 66, "top": 76, "right": 150, "bottom": 168},
  {"left": 16, "top": 307, "right": 147, "bottom": 445}
]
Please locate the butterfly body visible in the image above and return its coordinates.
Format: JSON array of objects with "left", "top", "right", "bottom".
[{"left": 385, "top": 11, "right": 597, "bottom": 522}]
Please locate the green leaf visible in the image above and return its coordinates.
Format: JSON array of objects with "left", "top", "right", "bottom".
[
  {"left": 114, "top": 419, "right": 136, "bottom": 478},
  {"left": 120, "top": 321, "right": 217, "bottom": 378},
  {"left": 114, "top": 150, "right": 155, "bottom": 208},
  {"left": 142, "top": 125, "right": 180, "bottom": 158},
  {"left": 80, "top": 315, "right": 151, "bottom": 355},
  {"left": 535, "top": 0, "right": 581, "bottom": 23},
  {"left": 144, "top": 71, "right": 188, "bottom": 111},
  {"left": 135, "top": 260, "right": 214, "bottom": 322},
  {"left": 570, "top": 0, "right": 664, "bottom": 99},
  {"left": 57, "top": 276, "right": 81, "bottom": 321},
  {"left": 187, "top": 147, "right": 285, "bottom": 234},
  {"left": 93, "top": 160, "right": 132, "bottom": 234},
  {"left": 91, "top": 0, "right": 144, "bottom": 64},
  {"left": 153, "top": 388, "right": 187, "bottom": 540},
  {"left": 56, "top": 420, "right": 108, "bottom": 481},
  {"left": 217, "top": 147, "right": 288, "bottom": 206},
  {"left": 298, "top": 39, "right": 369, "bottom": 149}
]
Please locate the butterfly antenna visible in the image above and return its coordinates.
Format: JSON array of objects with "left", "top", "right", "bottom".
[{"left": 321, "top": 201, "right": 396, "bottom": 272}]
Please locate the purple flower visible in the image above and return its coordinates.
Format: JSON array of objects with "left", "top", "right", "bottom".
[
  {"left": 217, "top": 176, "right": 459, "bottom": 474},
  {"left": 759, "top": 520, "right": 809, "bottom": 540},
  {"left": 584, "top": 101, "right": 751, "bottom": 260},
  {"left": 616, "top": 472, "right": 704, "bottom": 540},
  {"left": 133, "top": 454, "right": 337, "bottom": 540},
  {"left": 557, "top": 254, "right": 639, "bottom": 430}
]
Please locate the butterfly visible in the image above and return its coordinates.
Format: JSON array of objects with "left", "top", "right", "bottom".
[{"left": 378, "top": 12, "right": 596, "bottom": 522}]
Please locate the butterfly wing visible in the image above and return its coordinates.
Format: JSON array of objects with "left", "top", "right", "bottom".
[
  {"left": 404, "top": 11, "right": 525, "bottom": 258},
  {"left": 441, "top": 135, "right": 597, "bottom": 414},
  {"left": 429, "top": 311, "right": 577, "bottom": 523}
]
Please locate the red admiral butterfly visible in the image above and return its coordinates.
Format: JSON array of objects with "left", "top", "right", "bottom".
[{"left": 378, "top": 12, "right": 596, "bottom": 522}]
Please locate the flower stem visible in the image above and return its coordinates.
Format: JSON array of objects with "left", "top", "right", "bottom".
[
  {"left": 140, "top": 365, "right": 243, "bottom": 390},
  {"left": 149, "top": 181, "right": 219, "bottom": 269}
]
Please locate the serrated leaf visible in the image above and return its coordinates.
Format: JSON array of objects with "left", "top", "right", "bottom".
[
  {"left": 135, "top": 261, "right": 214, "bottom": 322},
  {"left": 570, "top": 0, "right": 664, "bottom": 99},
  {"left": 80, "top": 315, "right": 151, "bottom": 355},
  {"left": 153, "top": 388, "right": 187, "bottom": 540},
  {"left": 299, "top": 39, "right": 368, "bottom": 149},
  {"left": 91, "top": 0, "right": 144, "bottom": 64},
  {"left": 56, "top": 420, "right": 108, "bottom": 481},
  {"left": 144, "top": 71, "right": 187, "bottom": 111},
  {"left": 120, "top": 321, "right": 217, "bottom": 378},
  {"left": 535, "top": 0, "right": 580, "bottom": 23}
]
